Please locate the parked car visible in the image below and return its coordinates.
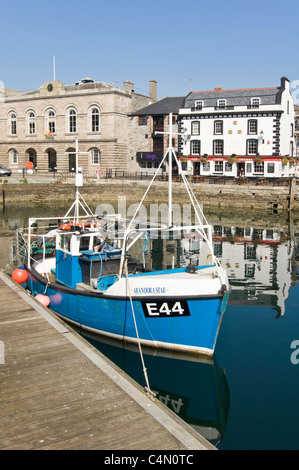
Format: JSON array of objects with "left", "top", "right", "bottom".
[{"left": 0, "top": 165, "right": 12, "bottom": 177}]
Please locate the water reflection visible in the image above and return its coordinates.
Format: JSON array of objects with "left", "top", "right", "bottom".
[
  {"left": 2, "top": 203, "right": 299, "bottom": 449},
  {"left": 80, "top": 333, "right": 230, "bottom": 445}
]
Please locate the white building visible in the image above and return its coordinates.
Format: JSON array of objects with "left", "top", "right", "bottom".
[{"left": 178, "top": 77, "right": 295, "bottom": 179}]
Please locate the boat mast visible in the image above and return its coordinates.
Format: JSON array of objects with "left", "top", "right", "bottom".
[
  {"left": 75, "top": 137, "right": 79, "bottom": 223},
  {"left": 168, "top": 114, "right": 173, "bottom": 227}
]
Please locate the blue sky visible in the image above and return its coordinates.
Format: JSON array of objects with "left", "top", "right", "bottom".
[{"left": 1, "top": 0, "right": 299, "bottom": 99}]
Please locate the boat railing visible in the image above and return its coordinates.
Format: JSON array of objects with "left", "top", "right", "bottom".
[{"left": 118, "top": 223, "right": 224, "bottom": 281}]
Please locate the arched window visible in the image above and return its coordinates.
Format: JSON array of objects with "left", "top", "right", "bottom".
[
  {"left": 10, "top": 113, "right": 17, "bottom": 135},
  {"left": 48, "top": 111, "right": 56, "bottom": 134},
  {"left": 69, "top": 109, "right": 77, "bottom": 133},
  {"left": 91, "top": 108, "right": 100, "bottom": 132},
  {"left": 91, "top": 148, "right": 101, "bottom": 165},
  {"left": 28, "top": 112, "right": 36, "bottom": 134}
]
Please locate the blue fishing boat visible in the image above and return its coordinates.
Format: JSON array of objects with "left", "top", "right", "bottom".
[{"left": 16, "top": 118, "right": 229, "bottom": 357}]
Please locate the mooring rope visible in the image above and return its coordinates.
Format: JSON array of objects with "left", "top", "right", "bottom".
[{"left": 125, "top": 260, "right": 156, "bottom": 400}]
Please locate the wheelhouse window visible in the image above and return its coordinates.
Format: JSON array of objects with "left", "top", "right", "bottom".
[
  {"left": 191, "top": 140, "right": 200, "bottom": 155},
  {"left": 214, "top": 120, "right": 223, "bottom": 135},
  {"left": 10, "top": 113, "right": 17, "bottom": 135},
  {"left": 247, "top": 139, "right": 258, "bottom": 155},
  {"left": 91, "top": 108, "right": 100, "bottom": 132},
  {"left": 191, "top": 121, "right": 200, "bottom": 135},
  {"left": 213, "top": 139, "right": 224, "bottom": 155},
  {"left": 69, "top": 109, "right": 77, "bottom": 133},
  {"left": 91, "top": 148, "right": 101, "bottom": 165},
  {"left": 248, "top": 119, "right": 258, "bottom": 135},
  {"left": 28, "top": 112, "right": 36, "bottom": 134},
  {"left": 48, "top": 111, "right": 56, "bottom": 134}
]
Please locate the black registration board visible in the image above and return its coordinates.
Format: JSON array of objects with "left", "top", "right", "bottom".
[{"left": 141, "top": 300, "right": 190, "bottom": 318}]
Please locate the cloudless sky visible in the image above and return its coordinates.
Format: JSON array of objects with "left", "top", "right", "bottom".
[{"left": 1, "top": 0, "right": 299, "bottom": 99}]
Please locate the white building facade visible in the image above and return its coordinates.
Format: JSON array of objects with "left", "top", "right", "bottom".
[{"left": 178, "top": 77, "right": 295, "bottom": 179}]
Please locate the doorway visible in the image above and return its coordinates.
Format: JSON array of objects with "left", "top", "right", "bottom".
[
  {"left": 237, "top": 162, "right": 245, "bottom": 177},
  {"left": 47, "top": 149, "right": 57, "bottom": 172}
]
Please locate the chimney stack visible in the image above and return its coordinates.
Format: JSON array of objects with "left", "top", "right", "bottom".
[
  {"left": 123, "top": 80, "right": 134, "bottom": 92},
  {"left": 149, "top": 79, "right": 157, "bottom": 101}
]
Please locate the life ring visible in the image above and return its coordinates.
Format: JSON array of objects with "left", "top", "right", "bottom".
[
  {"left": 26, "top": 161, "right": 34, "bottom": 169},
  {"left": 59, "top": 222, "right": 91, "bottom": 231},
  {"left": 59, "top": 223, "right": 72, "bottom": 230}
]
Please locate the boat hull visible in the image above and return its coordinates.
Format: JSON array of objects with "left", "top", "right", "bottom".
[{"left": 25, "top": 265, "right": 228, "bottom": 357}]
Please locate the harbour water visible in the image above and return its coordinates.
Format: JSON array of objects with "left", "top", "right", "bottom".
[{"left": 2, "top": 202, "right": 299, "bottom": 450}]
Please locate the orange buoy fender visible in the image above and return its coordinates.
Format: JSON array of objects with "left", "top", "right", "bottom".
[
  {"left": 12, "top": 268, "right": 28, "bottom": 284},
  {"left": 35, "top": 294, "right": 50, "bottom": 307}
]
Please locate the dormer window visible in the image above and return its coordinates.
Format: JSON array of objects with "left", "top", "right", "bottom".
[
  {"left": 251, "top": 97, "right": 260, "bottom": 107},
  {"left": 217, "top": 99, "right": 226, "bottom": 108},
  {"left": 194, "top": 100, "right": 204, "bottom": 109}
]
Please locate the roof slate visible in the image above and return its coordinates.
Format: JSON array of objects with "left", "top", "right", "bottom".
[
  {"left": 133, "top": 96, "right": 185, "bottom": 116},
  {"left": 184, "top": 87, "right": 281, "bottom": 108}
]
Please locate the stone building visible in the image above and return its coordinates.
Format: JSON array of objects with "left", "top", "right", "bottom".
[
  {"left": 130, "top": 96, "right": 185, "bottom": 174},
  {"left": 0, "top": 78, "right": 157, "bottom": 175}
]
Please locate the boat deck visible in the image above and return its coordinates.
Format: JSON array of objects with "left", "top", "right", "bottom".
[{"left": 0, "top": 270, "right": 214, "bottom": 450}]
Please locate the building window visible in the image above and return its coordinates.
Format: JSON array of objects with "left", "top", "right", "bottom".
[
  {"left": 267, "top": 163, "right": 275, "bottom": 173},
  {"left": 247, "top": 139, "right": 258, "bottom": 155},
  {"left": 251, "top": 97, "right": 260, "bottom": 107},
  {"left": 69, "top": 109, "right": 77, "bottom": 133},
  {"left": 290, "top": 141, "right": 294, "bottom": 156},
  {"left": 202, "top": 162, "right": 210, "bottom": 172},
  {"left": 225, "top": 162, "right": 233, "bottom": 172},
  {"left": 139, "top": 116, "right": 147, "bottom": 125},
  {"left": 245, "top": 264, "right": 255, "bottom": 278},
  {"left": 10, "top": 113, "right": 17, "bottom": 135},
  {"left": 214, "top": 120, "right": 223, "bottom": 135},
  {"left": 91, "top": 108, "right": 100, "bottom": 132},
  {"left": 214, "top": 160, "right": 223, "bottom": 173},
  {"left": 248, "top": 119, "right": 258, "bottom": 135},
  {"left": 213, "top": 140, "right": 224, "bottom": 155},
  {"left": 10, "top": 149, "right": 18, "bottom": 164},
  {"left": 195, "top": 100, "right": 204, "bottom": 109},
  {"left": 254, "top": 161, "right": 264, "bottom": 173},
  {"left": 246, "top": 162, "right": 252, "bottom": 173},
  {"left": 217, "top": 99, "right": 226, "bottom": 108},
  {"left": 28, "top": 112, "right": 36, "bottom": 134},
  {"left": 48, "top": 111, "right": 56, "bottom": 134},
  {"left": 191, "top": 121, "right": 200, "bottom": 135},
  {"left": 91, "top": 148, "right": 101, "bottom": 165},
  {"left": 191, "top": 140, "right": 201, "bottom": 155}
]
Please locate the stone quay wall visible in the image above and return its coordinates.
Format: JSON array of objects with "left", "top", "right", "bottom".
[{"left": 1, "top": 179, "right": 298, "bottom": 214}]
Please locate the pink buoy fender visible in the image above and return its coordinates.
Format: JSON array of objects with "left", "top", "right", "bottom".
[
  {"left": 35, "top": 294, "right": 50, "bottom": 307},
  {"left": 12, "top": 268, "right": 28, "bottom": 284}
]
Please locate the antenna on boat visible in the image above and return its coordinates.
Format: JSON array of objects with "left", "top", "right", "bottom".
[{"left": 64, "top": 138, "right": 93, "bottom": 221}]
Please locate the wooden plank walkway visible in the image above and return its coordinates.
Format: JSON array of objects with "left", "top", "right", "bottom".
[{"left": 0, "top": 271, "right": 215, "bottom": 450}]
